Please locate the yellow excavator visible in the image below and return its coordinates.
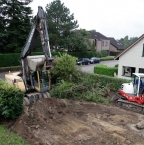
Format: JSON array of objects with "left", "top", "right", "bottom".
[{"left": 5, "top": 6, "right": 56, "bottom": 105}]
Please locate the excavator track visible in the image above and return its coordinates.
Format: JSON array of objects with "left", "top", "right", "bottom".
[
  {"left": 116, "top": 98, "right": 144, "bottom": 114},
  {"left": 23, "top": 91, "right": 50, "bottom": 106}
]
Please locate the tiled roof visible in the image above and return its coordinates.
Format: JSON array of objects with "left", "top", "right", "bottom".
[
  {"left": 89, "top": 31, "right": 124, "bottom": 50},
  {"left": 89, "top": 31, "right": 109, "bottom": 40},
  {"left": 108, "top": 37, "right": 124, "bottom": 50}
]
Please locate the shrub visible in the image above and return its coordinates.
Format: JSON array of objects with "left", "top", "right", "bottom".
[
  {"left": 51, "top": 55, "right": 128, "bottom": 104},
  {"left": 50, "top": 79, "right": 110, "bottom": 104},
  {"left": 85, "top": 73, "right": 129, "bottom": 92},
  {"left": 50, "top": 80, "right": 87, "bottom": 99},
  {"left": 84, "top": 91, "right": 110, "bottom": 105},
  {"left": 0, "top": 79, "right": 24, "bottom": 119},
  {"left": 115, "top": 64, "right": 118, "bottom": 67},
  {"left": 94, "top": 50, "right": 107, "bottom": 58},
  {"left": 52, "top": 53, "right": 78, "bottom": 81},
  {"left": 100, "top": 56, "right": 114, "bottom": 61},
  {"left": 94, "top": 64, "right": 118, "bottom": 77},
  {"left": 109, "top": 51, "right": 120, "bottom": 56}
]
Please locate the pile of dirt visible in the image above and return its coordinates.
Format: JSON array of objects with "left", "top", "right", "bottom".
[{"left": 6, "top": 98, "right": 144, "bottom": 145}]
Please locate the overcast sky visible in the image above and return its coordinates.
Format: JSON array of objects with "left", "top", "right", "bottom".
[{"left": 30, "top": 0, "right": 144, "bottom": 39}]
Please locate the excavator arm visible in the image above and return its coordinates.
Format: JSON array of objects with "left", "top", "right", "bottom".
[
  {"left": 21, "top": 6, "right": 51, "bottom": 59},
  {"left": 20, "top": 6, "right": 55, "bottom": 91}
]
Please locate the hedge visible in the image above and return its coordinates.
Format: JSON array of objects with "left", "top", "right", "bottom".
[
  {"left": 0, "top": 51, "right": 96, "bottom": 67},
  {"left": 94, "top": 64, "right": 118, "bottom": 77},
  {"left": 86, "top": 73, "right": 129, "bottom": 92},
  {"left": 100, "top": 56, "right": 114, "bottom": 61},
  {"left": 0, "top": 66, "right": 21, "bottom": 73},
  {"left": 0, "top": 79, "right": 24, "bottom": 119},
  {"left": 109, "top": 51, "right": 120, "bottom": 56}
]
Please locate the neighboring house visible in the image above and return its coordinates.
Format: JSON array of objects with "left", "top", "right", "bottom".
[
  {"left": 108, "top": 37, "right": 124, "bottom": 52},
  {"left": 89, "top": 31, "right": 124, "bottom": 55},
  {"left": 114, "top": 34, "right": 144, "bottom": 80},
  {"left": 90, "top": 31, "right": 110, "bottom": 55}
]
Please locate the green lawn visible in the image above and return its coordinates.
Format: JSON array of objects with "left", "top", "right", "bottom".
[{"left": 0, "top": 125, "right": 29, "bottom": 145}]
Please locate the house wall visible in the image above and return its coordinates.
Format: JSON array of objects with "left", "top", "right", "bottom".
[
  {"left": 89, "top": 39, "right": 110, "bottom": 52},
  {"left": 97, "top": 40, "right": 102, "bottom": 51},
  {"left": 118, "top": 38, "right": 144, "bottom": 79},
  {"left": 101, "top": 40, "right": 110, "bottom": 51},
  {"left": 109, "top": 44, "right": 119, "bottom": 52}
]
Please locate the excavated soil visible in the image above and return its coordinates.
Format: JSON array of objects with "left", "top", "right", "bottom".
[{"left": 3, "top": 97, "right": 144, "bottom": 145}]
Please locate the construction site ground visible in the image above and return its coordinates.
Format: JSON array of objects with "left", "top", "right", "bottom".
[{"left": 2, "top": 97, "right": 144, "bottom": 145}]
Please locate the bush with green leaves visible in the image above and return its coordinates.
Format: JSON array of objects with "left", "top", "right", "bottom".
[
  {"left": 85, "top": 73, "right": 129, "bottom": 92},
  {"left": 51, "top": 61, "right": 129, "bottom": 104},
  {"left": 94, "top": 64, "right": 118, "bottom": 77},
  {"left": 50, "top": 79, "right": 110, "bottom": 104},
  {"left": 100, "top": 56, "right": 114, "bottom": 61},
  {"left": 115, "top": 64, "right": 118, "bottom": 67},
  {"left": 95, "top": 50, "right": 107, "bottom": 58},
  {"left": 109, "top": 51, "right": 120, "bottom": 56},
  {"left": 52, "top": 53, "right": 78, "bottom": 81},
  {"left": 84, "top": 91, "right": 110, "bottom": 105},
  {"left": 50, "top": 80, "right": 87, "bottom": 99},
  {"left": 0, "top": 79, "right": 24, "bottom": 119}
]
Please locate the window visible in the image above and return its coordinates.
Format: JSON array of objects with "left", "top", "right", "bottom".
[
  {"left": 102, "top": 41, "right": 104, "bottom": 46},
  {"left": 105, "top": 41, "right": 108, "bottom": 46},
  {"left": 142, "top": 44, "right": 144, "bottom": 56},
  {"left": 139, "top": 68, "right": 144, "bottom": 73},
  {"left": 123, "top": 66, "right": 135, "bottom": 77}
]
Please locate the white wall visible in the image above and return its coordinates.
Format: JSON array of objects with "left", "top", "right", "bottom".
[{"left": 118, "top": 38, "right": 144, "bottom": 79}]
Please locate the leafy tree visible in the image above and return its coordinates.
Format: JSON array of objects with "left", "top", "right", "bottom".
[
  {"left": 0, "top": 1, "right": 7, "bottom": 53},
  {"left": 45, "top": 0, "right": 79, "bottom": 51},
  {"left": 120, "top": 35, "right": 138, "bottom": 49},
  {"left": 89, "top": 29, "right": 96, "bottom": 32},
  {"left": 0, "top": 0, "right": 33, "bottom": 53},
  {"left": 64, "top": 29, "right": 91, "bottom": 52}
]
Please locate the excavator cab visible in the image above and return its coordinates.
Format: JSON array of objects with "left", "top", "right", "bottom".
[
  {"left": 32, "top": 70, "right": 50, "bottom": 92},
  {"left": 132, "top": 74, "right": 140, "bottom": 95},
  {"left": 131, "top": 73, "right": 144, "bottom": 95}
]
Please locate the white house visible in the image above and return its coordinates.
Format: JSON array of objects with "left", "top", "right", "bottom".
[{"left": 114, "top": 34, "right": 144, "bottom": 80}]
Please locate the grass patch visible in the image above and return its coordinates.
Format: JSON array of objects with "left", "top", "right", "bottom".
[{"left": 0, "top": 125, "right": 29, "bottom": 145}]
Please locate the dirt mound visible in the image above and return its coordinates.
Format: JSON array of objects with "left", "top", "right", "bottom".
[{"left": 8, "top": 98, "right": 144, "bottom": 145}]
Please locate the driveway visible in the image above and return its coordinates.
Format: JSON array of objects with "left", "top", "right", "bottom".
[{"left": 78, "top": 60, "right": 119, "bottom": 73}]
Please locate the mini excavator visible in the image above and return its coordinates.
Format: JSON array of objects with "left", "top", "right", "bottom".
[
  {"left": 5, "top": 6, "right": 56, "bottom": 105},
  {"left": 115, "top": 73, "right": 144, "bottom": 113}
]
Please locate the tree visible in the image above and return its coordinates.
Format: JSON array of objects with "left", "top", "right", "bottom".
[
  {"left": 89, "top": 29, "right": 96, "bottom": 32},
  {"left": 63, "top": 29, "right": 91, "bottom": 52},
  {"left": 120, "top": 35, "right": 138, "bottom": 49},
  {"left": 45, "top": 0, "right": 79, "bottom": 51},
  {"left": 0, "top": 0, "right": 33, "bottom": 53}
]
